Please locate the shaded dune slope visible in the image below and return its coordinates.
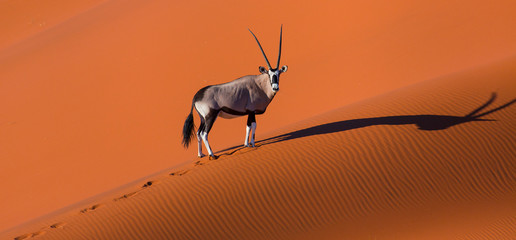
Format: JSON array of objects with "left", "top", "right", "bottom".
[
  {"left": 3, "top": 0, "right": 516, "bottom": 233},
  {"left": 4, "top": 58, "right": 516, "bottom": 240}
]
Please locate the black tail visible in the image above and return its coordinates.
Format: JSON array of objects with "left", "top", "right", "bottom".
[{"left": 182, "top": 106, "right": 195, "bottom": 148}]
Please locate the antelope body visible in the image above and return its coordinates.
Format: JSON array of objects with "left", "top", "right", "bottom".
[{"left": 182, "top": 26, "right": 287, "bottom": 159}]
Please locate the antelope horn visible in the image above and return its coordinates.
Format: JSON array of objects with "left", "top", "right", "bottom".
[
  {"left": 276, "top": 25, "right": 282, "bottom": 69},
  {"left": 248, "top": 28, "right": 272, "bottom": 69}
]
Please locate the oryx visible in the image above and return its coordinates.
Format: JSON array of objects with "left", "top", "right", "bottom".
[{"left": 182, "top": 26, "right": 288, "bottom": 159}]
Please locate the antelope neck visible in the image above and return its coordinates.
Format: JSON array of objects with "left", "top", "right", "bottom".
[{"left": 258, "top": 73, "right": 276, "bottom": 99}]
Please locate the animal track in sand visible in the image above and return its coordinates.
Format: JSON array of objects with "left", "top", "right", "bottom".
[
  {"left": 80, "top": 204, "right": 103, "bottom": 213},
  {"left": 114, "top": 191, "right": 140, "bottom": 201},
  {"left": 170, "top": 170, "right": 190, "bottom": 176},
  {"left": 218, "top": 145, "right": 260, "bottom": 158},
  {"left": 193, "top": 145, "right": 261, "bottom": 167},
  {"left": 114, "top": 180, "right": 158, "bottom": 201},
  {"left": 14, "top": 233, "right": 32, "bottom": 240},
  {"left": 142, "top": 180, "right": 157, "bottom": 188},
  {"left": 14, "top": 230, "right": 46, "bottom": 240},
  {"left": 13, "top": 222, "right": 66, "bottom": 239},
  {"left": 15, "top": 234, "right": 31, "bottom": 240},
  {"left": 50, "top": 222, "right": 66, "bottom": 229},
  {"left": 13, "top": 150, "right": 235, "bottom": 240}
]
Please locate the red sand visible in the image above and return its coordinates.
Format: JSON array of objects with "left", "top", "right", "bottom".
[
  {"left": 1, "top": 0, "right": 516, "bottom": 236},
  {"left": 2, "top": 56, "right": 515, "bottom": 240}
]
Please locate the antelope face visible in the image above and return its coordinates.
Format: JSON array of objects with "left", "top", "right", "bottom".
[
  {"left": 260, "top": 65, "right": 288, "bottom": 93},
  {"left": 250, "top": 25, "right": 286, "bottom": 93}
]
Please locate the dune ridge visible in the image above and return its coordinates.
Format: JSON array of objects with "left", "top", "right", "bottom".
[
  {"left": 3, "top": 0, "right": 516, "bottom": 232},
  {"left": 2, "top": 56, "right": 515, "bottom": 240}
]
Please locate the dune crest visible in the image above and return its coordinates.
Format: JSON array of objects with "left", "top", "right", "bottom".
[
  {"left": 2, "top": 56, "right": 515, "bottom": 240},
  {"left": 3, "top": 0, "right": 516, "bottom": 232}
]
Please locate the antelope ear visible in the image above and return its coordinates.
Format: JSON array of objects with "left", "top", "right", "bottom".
[
  {"left": 259, "top": 66, "right": 268, "bottom": 74},
  {"left": 281, "top": 65, "right": 288, "bottom": 73}
]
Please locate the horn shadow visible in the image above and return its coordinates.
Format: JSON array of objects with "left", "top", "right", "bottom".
[{"left": 217, "top": 93, "right": 515, "bottom": 154}]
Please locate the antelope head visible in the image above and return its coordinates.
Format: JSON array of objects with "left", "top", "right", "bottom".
[{"left": 249, "top": 25, "right": 288, "bottom": 93}]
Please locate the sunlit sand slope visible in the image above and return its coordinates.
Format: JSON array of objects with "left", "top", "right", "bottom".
[
  {"left": 0, "top": 0, "right": 106, "bottom": 51},
  {"left": 3, "top": 56, "right": 515, "bottom": 240},
  {"left": 2, "top": 0, "right": 516, "bottom": 232}
]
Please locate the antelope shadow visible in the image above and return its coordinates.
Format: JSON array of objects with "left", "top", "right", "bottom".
[{"left": 218, "top": 93, "right": 515, "bottom": 153}]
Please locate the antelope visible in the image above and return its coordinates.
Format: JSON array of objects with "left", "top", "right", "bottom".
[{"left": 182, "top": 26, "right": 288, "bottom": 159}]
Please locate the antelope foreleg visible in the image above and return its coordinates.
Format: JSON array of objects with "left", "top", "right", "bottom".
[
  {"left": 245, "top": 113, "right": 256, "bottom": 147},
  {"left": 250, "top": 122, "right": 256, "bottom": 147},
  {"left": 244, "top": 125, "right": 251, "bottom": 147}
]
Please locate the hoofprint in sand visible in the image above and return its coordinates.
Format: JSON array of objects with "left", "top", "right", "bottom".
[
  {"left": 3, "top": 56, "right": 515, "bottom": 240},
  {"left": 3, "top": 0, "right": 516, "bottom": 233}
]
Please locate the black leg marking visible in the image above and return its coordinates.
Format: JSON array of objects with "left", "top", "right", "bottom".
[
  {"left": 247, "top": 112, "right": 256, "bottom": 126},
  {"left": 252, "top": 123, "right": 256, "bottom": 146},
  {"left": 196, "top": 113, "right": 206, "bottom": 157},
  {"left": 195, "top": 110, "right": 206, "bottom": 134},
  {"left": 198, "top": 120, "right": 206, "bottom": 135},
  {"left": 204, "top": 109, "right": 220, "bottom": 134}
]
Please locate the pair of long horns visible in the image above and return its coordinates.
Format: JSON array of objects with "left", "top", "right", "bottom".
[{"left": 248, "top": 25, "right": 282, "bottom": 70}]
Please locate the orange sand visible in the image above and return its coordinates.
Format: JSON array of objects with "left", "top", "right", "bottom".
[
  {"left": 2, "top": 56, "right": 514, "bottom": 239},
  {"left": 0, "top": 0, "right": 107, "bottom": 51},
  {"left": 1, "top": 0, "right": 516, "bottom": 237}
]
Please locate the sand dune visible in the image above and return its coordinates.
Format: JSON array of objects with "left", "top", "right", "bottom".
[
  {"left": 2, "top": 56, "right": 514, "bottom": 239},
  {"left": 0, "top": 0, "right": 106, "bottom": 51},
  {"left": 2, "top": 0, "right": 516, "bottom": 236}
]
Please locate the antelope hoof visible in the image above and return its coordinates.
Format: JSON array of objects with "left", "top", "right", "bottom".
[
  {"left": 198, "top": 154, "right": 206, "bottom": 158},
  {"left": 209, "top": 155, "right": 219, "bottom": 160}
]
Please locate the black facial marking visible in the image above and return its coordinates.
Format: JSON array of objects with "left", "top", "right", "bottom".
[{"left": 271, "top": 74, "right": 278, "bottom": 84}]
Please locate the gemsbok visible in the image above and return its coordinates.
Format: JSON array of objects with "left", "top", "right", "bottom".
[{"left": 182, "top": 26, "right": 288, "bottom": 159}]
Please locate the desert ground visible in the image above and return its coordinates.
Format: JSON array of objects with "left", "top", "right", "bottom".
[{"left": 1, "top": 0, "right": 515, "bottom": 239}]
